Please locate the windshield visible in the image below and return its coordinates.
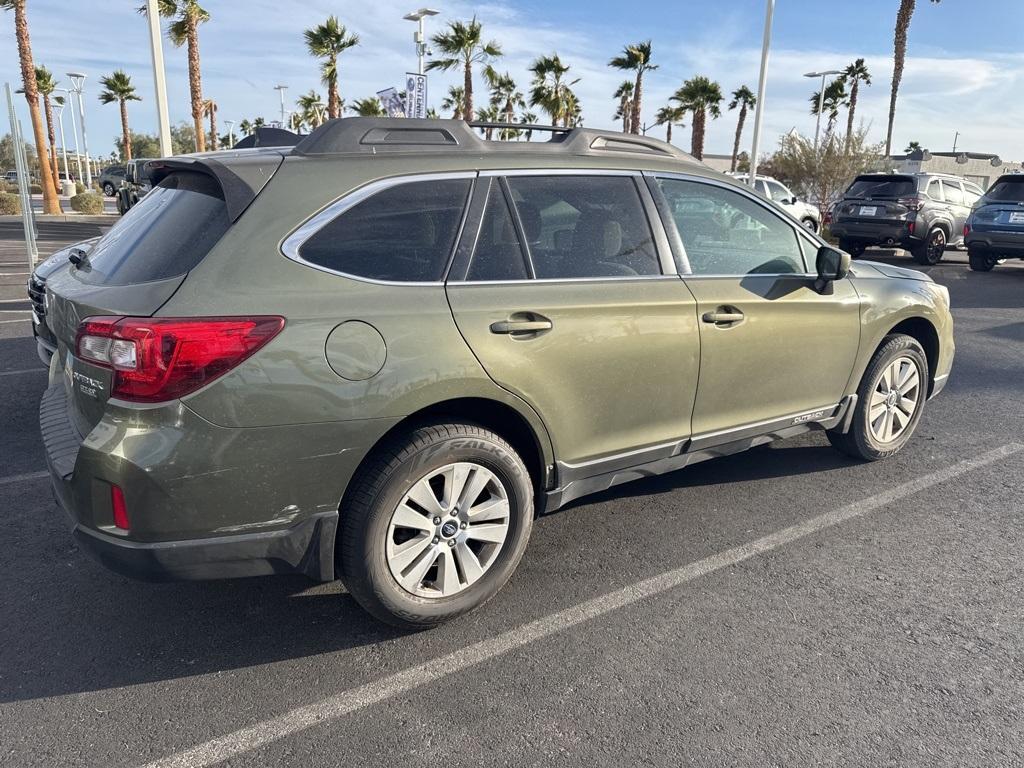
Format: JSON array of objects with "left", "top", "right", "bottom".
[
  {"left": 845, "top": 176, "right": 916, "bottom": 199},
  {"left": 74, "top": 171, "right": 229, "bottom": 286},
  {"left": 984, "top": 177, "right": 1024, "bottom": 203}
]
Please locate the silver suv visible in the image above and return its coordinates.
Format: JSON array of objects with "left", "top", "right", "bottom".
[{"left": 730, "top": 173, "right": 821, "bottom": 233}]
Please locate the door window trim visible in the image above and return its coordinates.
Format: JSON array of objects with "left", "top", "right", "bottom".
[
  {"left": 279, "top": 171, "right": 477, "bottom": 287},
  {"left": 645, "top": 171, "right": 818, "bottom": 278},
  {"left": 449, "top": 169, "right": 677, "bottom": 284}
]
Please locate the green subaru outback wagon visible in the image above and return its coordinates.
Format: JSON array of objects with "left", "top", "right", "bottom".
[{"left": 41, "top": 118, "right": 954, "bottom": 627}]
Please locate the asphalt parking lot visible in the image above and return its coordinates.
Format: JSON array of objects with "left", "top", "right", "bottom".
[{"left": 1, "top": 231, "right": 1022, "bottom": 767}]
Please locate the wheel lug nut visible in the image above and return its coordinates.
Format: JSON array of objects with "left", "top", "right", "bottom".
[
  {"left": 432, "top": 517, "right": 441, "bottom": 525},
  {"left": 448, "top": 539, "right": 456, "bottom": 548},
  {"left": 460, "top": 522, "right": 467, "bottom": 529},
  {"left": 432, "top": 537, "right": 440, "bottom": 544}
]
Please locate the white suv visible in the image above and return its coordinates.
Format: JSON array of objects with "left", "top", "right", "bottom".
[{"left": 729, "top": 174, "right": 821, "bottom": 233}]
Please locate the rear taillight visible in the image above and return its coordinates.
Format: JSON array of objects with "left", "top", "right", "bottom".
[
  {"left": 964, "top": 223, "right": 970, "bottom": 237},
  {"left": 111, "top": 484, "right": 130, "bottom": 530},
  {"left": 898, "top": 196, "right": 923, "bottom": 211},
  {"left": 76, "top": 316, "right": 285, "bottom": 403}
]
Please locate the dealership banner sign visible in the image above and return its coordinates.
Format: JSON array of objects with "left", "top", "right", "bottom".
[
  {"left": 405, "top": 73, "right": 428, "bottom": 119},
  {"left": 377, "top": 87, "right": 407, "bottom": 118}
]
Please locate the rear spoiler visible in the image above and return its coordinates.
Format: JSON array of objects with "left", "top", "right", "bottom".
[{"left": 145, "top": 153, "right": 285, "bottom": 222}]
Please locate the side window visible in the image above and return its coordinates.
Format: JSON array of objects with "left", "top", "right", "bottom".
[
  {"left": 505, "top": 175, "right": 660, "bottom": 279},
  {"left": 963, "top": 183, "right": 983, "bottom": 206},
  {"left": 466, "top": 182, "right": 530, "bottom": 281},
  {"left": 298, "top": 178, "right": 471, "bottom": 282},
  {"left": 766, "top": 181, "right": 792, "bottom": 203},
  {"left": 656, "top": 177, "right": 806, "bottom": 276},
  {"left": 927, "top": 179, "right": 944, "bottom": 201},
  {"left": 941, "top": 180, "right": 965, "bottom": 206}
]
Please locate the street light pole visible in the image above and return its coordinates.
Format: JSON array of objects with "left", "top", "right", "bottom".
[
  {"left": 55, "top": 101, "right": 70, "bottom": 179},
  {"left": 274, "top": 85, "right": 288, "bottom": 127},
  {"left": 145, "top": 0, "right": 173, "bottom": 157},
  {"left": 403, "top": 8, "right": 440, "bottom": 75},
  {"left": 804, "top": 69, "right": 842, "bottom": 150},
  {"left": 67, "top": 73, "right": 92, "bottom": 187},
  {"left": 224, "top": 119, "right": 234, "bottom": 148},
  {"left": 58, "top": 88, "right": 83, "bottom": 181},
  {"left": 747, "top": 0, "right": 774, "bottom": 188}
]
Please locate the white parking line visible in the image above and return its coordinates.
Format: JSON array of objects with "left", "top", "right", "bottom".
[
  {"left": 144, "top": 442, "right": 1024, "bottom": 768},
  {"left": 0, "top": 309, "right": 31, "bottom": 313},
  {"left": 0, "top": 318, "right": 30, "bottom": 324},
  {"left": 0, "top": 470, "right": 49, "bottom": 487},
  {"left": 0, "top": 368, "right": 45, "bottom": 377}
]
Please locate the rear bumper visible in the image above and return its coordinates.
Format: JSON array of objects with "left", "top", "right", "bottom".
[
  {"left": 831, "top": 219, "right": 916, "bottom": 246},
  {"left": 966, "top": 231, "right": 1024, "bottom": 257}
]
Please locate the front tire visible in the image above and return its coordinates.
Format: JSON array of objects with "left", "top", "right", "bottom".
[
  {"left": 102, "top": 182, "right": 115, "bottom": 196},
  {"left": 838, "top": 238, "right": 866, "bottom": 258},
  {"left": 801, "top": 217, "right": 819, "bottom": 234},
  {"left": 339, "top": 422, "right": 534, "bottom": 629},
  {"left": 912, "top": 226, "right": 946, "bottom": 265},
  {"left": 828, "top": 334, "right": 928, "bottom": 461}
]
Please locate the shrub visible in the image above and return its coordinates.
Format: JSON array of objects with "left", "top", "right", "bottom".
[
  {"left": 69, "top": 192, "right": 104, "bottom": 214},
  {"left": 75, "top": 181, "right": 86, "bottom": 195},
  {"left": 0, "top": 192, "right": 20, "bottom": 215},
  {"left": 29, "top": 183, "right": 42, "bottom": 195}
]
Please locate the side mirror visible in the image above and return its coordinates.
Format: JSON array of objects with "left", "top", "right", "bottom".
[{"left": 814, "top": 246, "right": 851, "bottom": 294}]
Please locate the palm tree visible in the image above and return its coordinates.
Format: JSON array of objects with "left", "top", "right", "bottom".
[
  {"left": 904, "top": 140, "right": 922, "bottom": 153},
  {"left": 489, "top": 72, "right": 524, "bottom": 125},
  {"left": 304, "top": 15, "right": 360, "bottom": 120},
  {"left": 350, "top": 97, "right": 385, "bottom": 117},
  {"left": 442, "top": 85, "right": 466, "bottom": 120},
  {"left": 613, "top": 81, "right": 634, "bottom": 133},
  {"left": 2, "top": 0, "right": 60, "bottom": 212},
  {"left": 296, "top": 89, "right": 325, "bottom": 128},
  {"left": 253, "top": 117, "right": 266, "bottom": 129},
  {"left": 202, "top": 98, "right": 216, "bottom": 150},
  {"left": 655, "top": 104, "right": 686, "bottom": 145},
  {"left": 810, "top": 78, "right": 848, "bottom": 135},
  {"left": 98, "top": 70, "right": 142, "bottom": 161},
  {"left": 519, "top": 110, "right": 538, "bottom": 141},
  {"left": 886, "top": 0, "right": 942, "bottom": 157},
  {"left": 671, "top": 75, "right": 723, "bottom": 160},
  {"left": 609, "top": 40, "right": 657, "bottom": 134},
  {"left": 841, "top": 58, "right": 871, "bottom": 141},
  {"left": 529, "top": 54, "right": 580, "bottom": 127},
  {"left": 727, "top": 85, "right": 756, "bottom": 172},
  {"left": 475, "top": 104, "right": 501, "bottom": 139},
  {"left": 239, "top": 118, "right": 253, "bottom": 136},
  {"left": 144, "top": 0, "right": 211, "bottom": 153},
  {"left": 34, "top": 67, "right": 60, "bottom": 196},
  {"left": 426, "top": 17, "right": 502, "bottom": 122}
]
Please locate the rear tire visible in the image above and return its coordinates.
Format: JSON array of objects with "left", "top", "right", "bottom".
[
  {"left": 838, "top": 238, "right": 865, "bottom": 258},
  {"left": 102, "top": 182, "right": 115, "bottom": 197},
  {"left": 339, "top": 422, "right": 534, "bottom": 629},
  {"left": 968, "top": 248, "right": 998, "bottom": 272},
  {"left": 828, "top": 334, "right": 928, "bottom": 461},
  {"left": 912, "top": 226, "right": 946, "bottom": 265}
]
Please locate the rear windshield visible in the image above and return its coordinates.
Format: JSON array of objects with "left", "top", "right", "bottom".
[
  {"left": 75, "top": 171, "right": 230, "bottom": 286},
  {"left": 845, "top": 175, "right": 916, "bottom": 199},
  {"left": 985, "top": 177, "right": 1024, "bottom": 203}
]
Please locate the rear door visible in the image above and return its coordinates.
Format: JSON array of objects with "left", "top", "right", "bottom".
[
  {"left": 446, "top": 172, "right": 701, "bottom": 468},
  {"left": 940, "top": 179, "right": 970, "bottom": 242},
  {"left": 651, "top": 174, "right": 861, "bottom": 440},
  {"left": 44, "top": 170, "right": 234, "bottom": 435}
]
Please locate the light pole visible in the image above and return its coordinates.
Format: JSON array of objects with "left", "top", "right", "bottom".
[
  {"left": 224, "top": 119, "right": 235, "bottom": 148},
  {"left": 403, "top": 8, "right": 439, "bottom": 75},
  {"left": 313, "top": 101, "right": 326, "bottom": 127},
  {"left": 145, "top": 0, "right": 173, "bottom": 157},
  {"left": 747, "top": 0, "right": 775, "bottom": 188},
  {"left": 274, "top": 85, "right": 288, "bottom": 127},
  {"left": 56, "top": 88, "right": 83, "bottom": 181},
  {"left": 67, "top": 72, "right": 92, "bottom": 187},
  {"left": 54, "top": 100, "right": 70, "bottom": 179},
  {"left": 804, "top": 69, "right": 842, "bottom": 150}
]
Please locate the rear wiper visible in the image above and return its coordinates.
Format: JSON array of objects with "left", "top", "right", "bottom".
[{"left": 68, "top": 247, "right": 88, "bottom": 267}]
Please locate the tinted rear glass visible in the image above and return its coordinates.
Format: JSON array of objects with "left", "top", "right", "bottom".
[
  {"left": 299, "top": 178, "right": 471, "bottom": 282},
  {"left": 845, "top": 176, "right": 916, "bottom": 198},
  {"left": 75, "top": 171, "right": 229, "bottom": 286},
  {"left": 986, "top": 177, "right": 1024, "bottom": 203}
]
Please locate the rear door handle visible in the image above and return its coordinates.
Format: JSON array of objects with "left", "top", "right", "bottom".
[
  {"left": 490, "top": 317, "right": 553, "bottom": 335},
  {"left": 702, "top": 309, "right": 745, "bottom": 326}
]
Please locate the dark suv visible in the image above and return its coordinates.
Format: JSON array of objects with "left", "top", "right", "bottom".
[
  {"left": 831, "top": 173, "right": 983, "bottom": 265},
  {"left": 965, "top": 174, "right": 1024, "bottom": 271},
  {"left": 40, "top": 118, "right": 954, "bottom": 628}
]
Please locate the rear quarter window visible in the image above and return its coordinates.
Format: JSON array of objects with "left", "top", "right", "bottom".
[
  {"left": 296, "top": 178, "right": 471, "bottom": 282},
  {"left": 75, "top": 171, "right": 230, "bottom": 286}
]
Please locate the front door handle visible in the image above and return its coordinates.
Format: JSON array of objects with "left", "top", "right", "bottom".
[
  {"left": 490, "top": 316, "right": 553, "bottom": 335},
  {"left": 702, "top": 308, "right": 745, "bottom": 326}
]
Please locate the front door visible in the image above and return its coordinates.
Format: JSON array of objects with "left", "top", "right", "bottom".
[
  {"left": 652, "top": 175, "right": 862, "bottom": 439},
  {"left": 446, "top": 173, "right": 701, "bottom": 468}
]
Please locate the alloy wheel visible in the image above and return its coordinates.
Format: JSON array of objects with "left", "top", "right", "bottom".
[
  {"left": 386, "top": 462, "right": 511, "bottom": 598},
  {"left": 927, "top": 229, "right": 946, "bottom": 263},
  {"left": 869, "top": 356, "right": 921, "bottom": 443}
]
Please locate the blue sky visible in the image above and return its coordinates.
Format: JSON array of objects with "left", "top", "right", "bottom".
[{"left": 2, "top": 0, "right": 1023, "bottom": 160}]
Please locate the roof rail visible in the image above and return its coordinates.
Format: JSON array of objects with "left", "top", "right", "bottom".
[{"left": 292, "top": 117, "right": 694, "bottom": 162}]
